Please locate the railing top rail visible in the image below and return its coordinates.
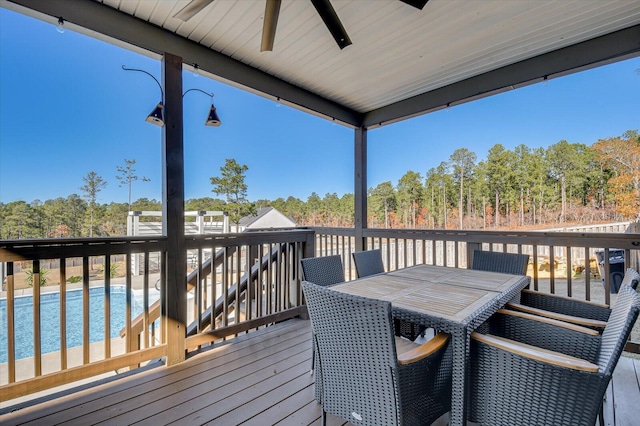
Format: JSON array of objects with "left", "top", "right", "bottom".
[
  {"left": 306, "top": 227, "right": 356, "bottom": 236},
  {"left": 184, "top": 228, "right": 315, "bottom": 248},
  {"left": 0, "top": 236, "right": 168, "bottom": 262},
  {"left": 351, "top": 227, "right": 640, "bottom": 249}
]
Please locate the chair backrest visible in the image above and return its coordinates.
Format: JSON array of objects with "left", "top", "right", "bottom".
[
  {"left": 597, "top": 284, "right": 640, "bottom": 375},
  {"left": 471, "top": 250, "right": 529, "bottom": 275},
  {"left": 352, "top": 249, "right": 385, "bottom": 278},
  {"left": 300, "top": 255, "right": 345, "bottom": 287},
  {"left": 621, "top": 268, "right": 640, "bottom": 290},
  {"left": 301, "top": 281, "right": 400, "bottom": 425}
]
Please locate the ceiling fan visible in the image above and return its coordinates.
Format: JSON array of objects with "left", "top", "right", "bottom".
[{"left": 173, "top": 0, "right": 429, "bottom": 52}]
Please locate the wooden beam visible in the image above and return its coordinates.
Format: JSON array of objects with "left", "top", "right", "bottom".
[
  {"left": 354, "top": 127, "right": 367, "bottom": 252},
  {"left": 162, "top": 52, "right": 187, "bottom": 365}
]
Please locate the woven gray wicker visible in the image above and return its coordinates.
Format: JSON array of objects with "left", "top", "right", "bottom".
[
  {"left": 514, "top": 268, "right": 640, "bottom": 329},
  {"left": 352, "top": 249, "right": 385, "bottom": 278},
  {"left": 301, "top": 255, "right": 345, "bottom": 287},
  {"left": 300, "top": 255, "right": 346, "bottom": 374},
  {"left": 471, "top": 250, "right": 529, "bottom": 275},
  {"left": 469, "top": 284, "right": 640, "bottom": 426},
  {"left": 302, "top": 280, "right": 453, "bottom": 426},
  {"left": 352, "top": 249, "right": 426, "bottom": 341}
]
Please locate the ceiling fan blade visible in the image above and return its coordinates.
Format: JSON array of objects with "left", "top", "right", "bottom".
[
  {"left": 173, "top": 0, "right": 214, "bottom": 21},
  {"left": 309, "top": 0, "right": 352, "bottom": 50},
  {"left": 261, "top": 0, "right": 282, "bottom": 52},
  {"left": 399, "top": 0, "right": 429, "bottom": 10}
]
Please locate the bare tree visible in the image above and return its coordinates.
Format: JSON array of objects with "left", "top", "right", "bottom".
[{"left": 116, "top": 159, "right": 150, "bottom": 211}]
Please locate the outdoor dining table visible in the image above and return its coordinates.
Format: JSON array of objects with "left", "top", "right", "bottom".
[{"left": 330, "top": 264, "right": 530, "bottom": 426}]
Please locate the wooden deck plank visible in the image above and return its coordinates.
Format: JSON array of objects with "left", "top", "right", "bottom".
[
  {"left": 1, "top": 318, "right": 638, "bottom": 426},
  {"left": 199, "top": 367, "right": 315, "bottom": 425},
  {"left": 612, "top": 356, "right": 640, "bottom": 426},
  {"left": 61, "top": 327, "right": 311, "bottom": 425},
  {"left": 242, "top": 381, "right": 316, "bottom": 426},
  {"left": 1, "top": 320, "right": 310, "bottom": 426},
  {"left": 2, "top": 320, "right": 304, "bottom": 424},
  {"left": 273, "top": 400, "right": 324, "bottom": 426},
  {"left": 127, "top": 348, "right": 311, "bottom": 425}
]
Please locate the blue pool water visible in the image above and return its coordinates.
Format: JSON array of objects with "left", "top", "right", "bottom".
[{"left": 0, "top": 287, "right": 157, "bottom": 363}]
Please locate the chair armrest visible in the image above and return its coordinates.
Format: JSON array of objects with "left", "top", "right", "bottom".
[
  {"left": 520, "top": 289, "right": 611, "bottom": 322},
  {"left": 495, "top": 309, "right": 599, "bottom": 336},
  {"left": 485, "top": 308, "right": 601, "bottom": 362},
  {"left": 522, "top": 289, "right": 609, "bottom": 309},
  {"left": 471, "top": 332, "right": 599, "bottom": 372},
  {"left": 397, "top": 332, "right": 450, "bottom": 365},
  {"left": 506, "top": 302, "right": 607, "bottom": 330}
]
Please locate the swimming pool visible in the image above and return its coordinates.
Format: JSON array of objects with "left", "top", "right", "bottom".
[{"left": 0, "top": 286, "right": 159, "bottom": 363}]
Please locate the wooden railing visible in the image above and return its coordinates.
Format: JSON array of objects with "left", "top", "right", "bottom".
[
  {"left": 312, "top": 226, "right": 640, "bottom": 305},
  {"left": 2, "top": 225, "right": 639, "bottom": 402},
  {"left": 0, "top": 230, "right": 314, "bottom": 402},
  {"left": 0, "top": 237, "right": 168, "bottom": 401},
  {"left": 312, "top": 225, "right": 640, "bottom": 353}
]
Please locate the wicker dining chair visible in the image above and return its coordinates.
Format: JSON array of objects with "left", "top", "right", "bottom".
[
  {"left": 507, "top": 268, "right": 640, "bottom": 331},
  {"left": 352, "top": 249, "right": 385, "bottom": 278},
  {"left": 352, "top": 249, "right": 426, "bottom": 341},
  {"left": 300, "top": 255, "right": 345, "bottom": 287},
  {"left": 300, "top": 255, "right": 346, "bottom": 373},
  {"left": 470, "top": 250, "right": 529, "bottom": 275},
  {"left": 469, "top": 284, "right": 640, "bottom": 426},
  {"left": 302, "top": 280, "right": 452, "bottom": 426}
]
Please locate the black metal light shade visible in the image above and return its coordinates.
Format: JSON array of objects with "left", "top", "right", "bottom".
[
  {"left": 146, "top": 102, "right": 165, "bottom": 126},
  {"left": 205, "top": 105, "right": 221, "bottom": 127}
]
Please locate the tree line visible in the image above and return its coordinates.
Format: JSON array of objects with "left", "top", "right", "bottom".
[
  {"left": 270, "top": 130, "right": 640, "bottom": 229},
  {"left": 1, "top": 131, "right": 638, "bottom": 239}
]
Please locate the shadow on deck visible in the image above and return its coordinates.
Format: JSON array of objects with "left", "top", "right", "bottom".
[{"left": 1, "top": 318, "right": 638, "bottom": 425}]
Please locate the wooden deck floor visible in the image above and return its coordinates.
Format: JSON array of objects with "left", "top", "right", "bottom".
[{"left": 1, "top": 318, "right": 639, "bottom": 426}]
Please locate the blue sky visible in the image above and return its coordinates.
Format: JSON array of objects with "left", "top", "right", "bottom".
[{"left": 1, "top": 8, "right": 639, "bottom": 205}]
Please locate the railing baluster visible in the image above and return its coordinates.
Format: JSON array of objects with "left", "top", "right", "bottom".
[
  {"left": 33, "top": 260, "right": 42, "bottom": 376},
  {"left": 209, "top": 244, "right": 216, "bottom": 331},
  {"left": 197, "top": 248, "right": 203, "bottom": 333},
  {"left": 7, "top": 262, "right": 16, "bottom": 383},
  {"left": 143, "top": 253, "right": 150, "bottom": 348},
  {"left": 222, "top": 248, "right": 229, "bottom": 327},
  {"left": 549, "top": 246, "right": 555, "bottom": 294},
  {"left": 584, "top": 247, "right": 592, "bottom": 301},
  {"left": 245, "top": 244, "right": 252, "bottom": 322},
  {"left": 125, "top": 252, "right": 133, "bottom": 360},
  {"left": 604, "top": 247, "right": 611, "bottom": 305},
  {"left": 532, "top": 245, "right": 539, "bottom": 290},
  {"left": 104, "top": 255, "right": 111, "bottom": 359},
  {"left": 266, "top": 244, "right": 273, "bottom": 316},
  {"left": 82, "top": 256, "right": 90, "bottom": 364},
  {"left": 160, "top": 252, "right": 167, "bottom": 344},
  {"left": 236, "top": 247, "right": 242, "bottom": 323},
  {"left": 257, "top": 244, "right": 264, "bottom": 319},
  {"left": 566, "top": 246, "right": 572, "bottom": 297},
  {"left": 59, "top": 259, "right": 67, "bottom": 370},
  {"left": 443, "top": 241, "right": 448, "bottom": 267}
]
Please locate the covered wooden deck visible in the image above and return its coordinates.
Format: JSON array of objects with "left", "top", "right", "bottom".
[{"left": 1, "top": 318, "right": 638, "bottom": 426}]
